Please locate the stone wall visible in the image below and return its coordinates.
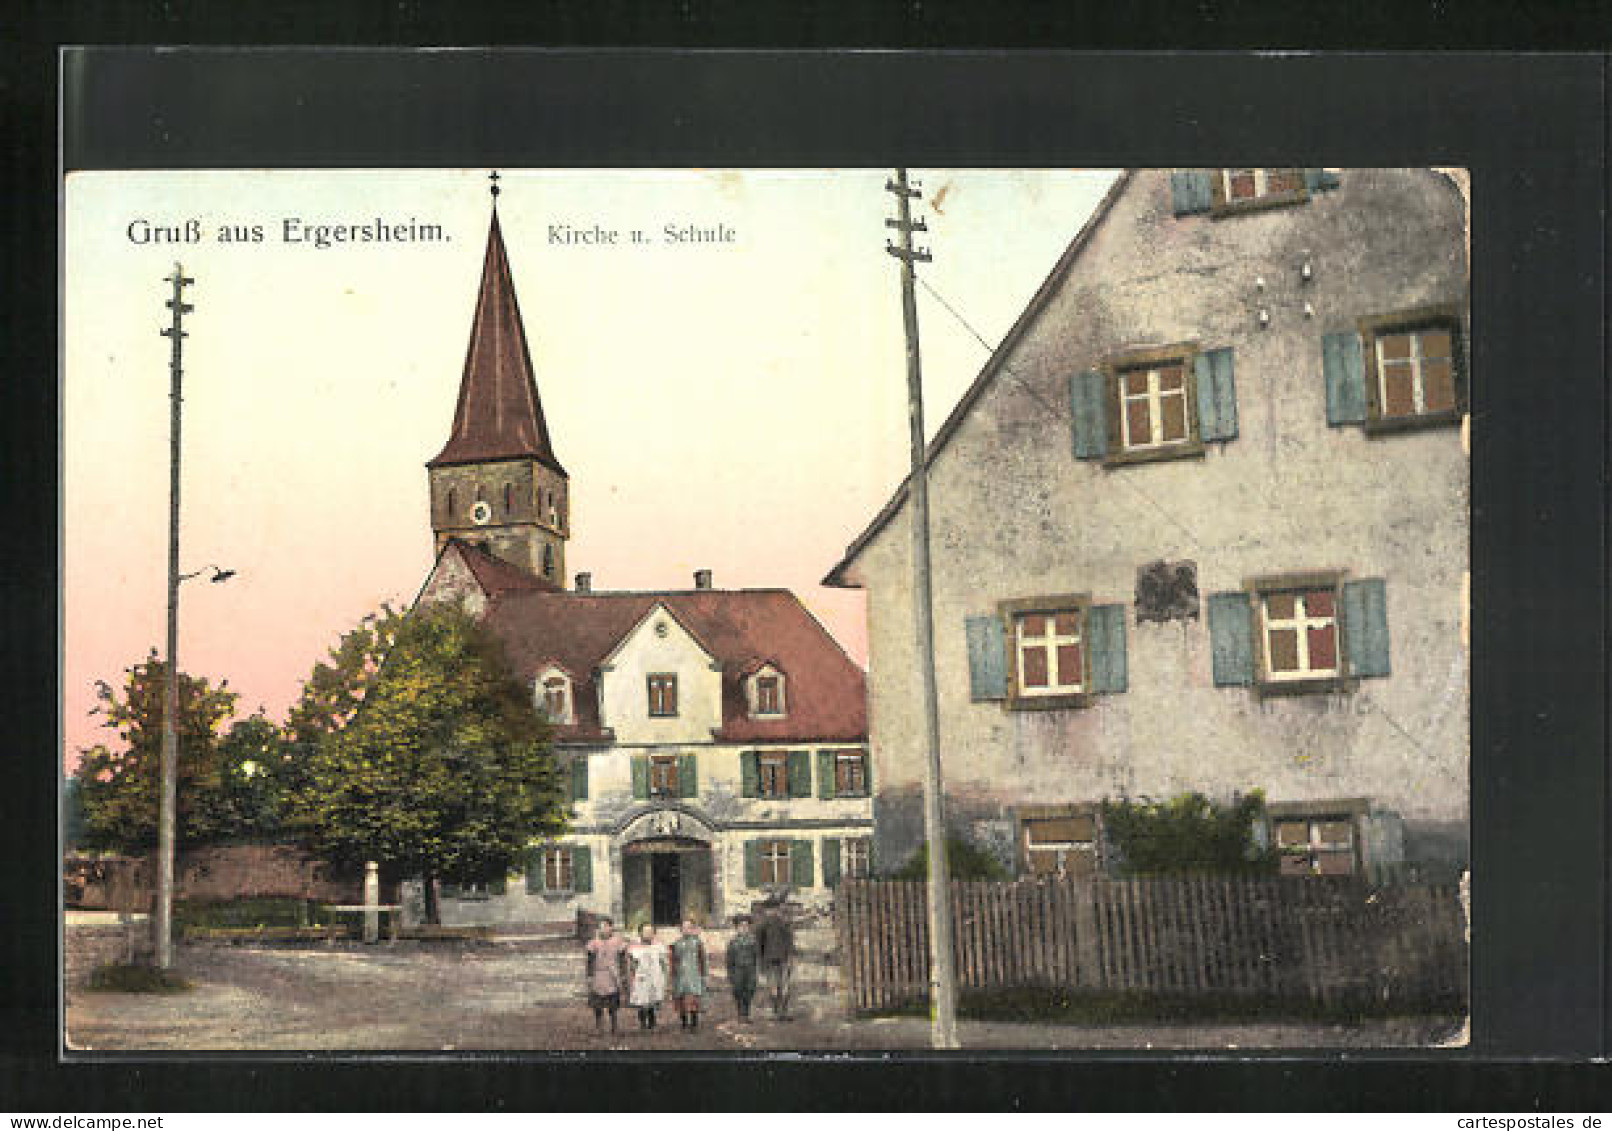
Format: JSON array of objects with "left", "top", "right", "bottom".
[{"left": 66, "top": 842, "right": 363, "bottom": 910}]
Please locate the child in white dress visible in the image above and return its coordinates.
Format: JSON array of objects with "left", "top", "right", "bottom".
[{"left": 626, "top": 923, "right": 669, "bottom": 1030}]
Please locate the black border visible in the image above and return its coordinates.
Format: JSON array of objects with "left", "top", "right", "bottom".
[{"left": 6, "top": 45, "right": 1607, "bottom": 1110}]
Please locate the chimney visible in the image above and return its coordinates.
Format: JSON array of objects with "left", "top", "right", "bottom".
[
  {"left": 574, "top": 572, "right": 592, "bottom": 593},
  {"left": 693, "top": 569, "right": 713, "bottom": 590}
]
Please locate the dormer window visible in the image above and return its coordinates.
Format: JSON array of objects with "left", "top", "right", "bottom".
[
  {"left": 747, "top": 665, "right": 787, "bottom": 717},
  {"left": 536, "top": 666, "right": 573, "bottom": 725}
]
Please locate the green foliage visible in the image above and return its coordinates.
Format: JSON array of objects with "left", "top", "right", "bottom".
[
  {"left": 174, "top": 897, "right": 335, "bottom": 932},
  {"left": 75, "top": 652, "right": 240, "bottom": 852},
  {"left": 86, "top": 963, "right": 191, "bottom": 994},
  {"left": 287, "top": 603, "right": 566, "bottom": 920},
  {"left": 63, "top": 776, "right": 86, "bottom": 851},
  {"left": 891, "top": 835, "right": 1010, "bottom": 882},
  {"left": 1099, "top": 791, "right": 1276, "bottom": 877}
]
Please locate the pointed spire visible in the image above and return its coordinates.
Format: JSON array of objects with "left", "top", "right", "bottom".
[{"left": 427, "top": 202, "right": 565, "bottom": 474}]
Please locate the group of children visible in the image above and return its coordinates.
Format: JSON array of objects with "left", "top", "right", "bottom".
[{"left": 583, "top": 910, "right": 790, "bottom": 1036}]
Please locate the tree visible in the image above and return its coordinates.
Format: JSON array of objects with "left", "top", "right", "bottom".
[
  {"left": 288, "top": 603, "right": 565, "bottom": 923},
  {"left": 892, "top": 835, "right": 1010, "bottom": 881},
  {"left": 1099, "top": 791, "right": 1276, "bottom": 877},
  {"left": 76, "top": 651, "right": 239, "bottom": 853}
]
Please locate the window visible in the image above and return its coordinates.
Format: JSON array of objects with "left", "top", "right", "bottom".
[
  {"left": 1117, "top": 361, "right": 1191, "bottom": 452},
  {"left": 1094, "top": 344, "right": 1204, "bottom": 466},
  {"left": 543, "top": 846, "right": 574, "bottom": 891},
  {"left": 647, "top": 673, "right": 678, "bottom": 717},
  {"left": 1021, "top": 810, "right": 1100, "bottom": 878},
  {"left": 446, "top": 487, "right": 458, "bottom": 517},
  {"left": 842, "top": 837, "right": 872, "bottom": 880},
  {"left": 1008, "top": 599, "right": 1089, "bottom": 705},
  {"left": 834, "top": 751, "right": 868, "bottom": 797},
  {"left": 1212, "top": 168, "right": 1308, "bottom": 214},
  {"left": 757, "top": 751, "right": 789, "bottom": 799},
  {"left": 756, "top": 675, "right": 782, "bottom": 715},
  {"left": 537, "top": 668, "right": 572, "bottom": 725},
  {"left": 649, "top": 755, "right": 680, "bottom": 798},
  {"left": 1368, "top": 320, "right": 1461, "bottom": 425},
  {"left": 1256, "top": 578, "right": 1341, "bottom": 686},
  {"left": 503, "top": 482, "right": 514, "bottom": 514},
  {"left": 759, "top": 839, "right": 792, "bottom": 886},
  {"left": 1274, "top": 815, "right": 1357, "bottom": 876},
  {"left": 542, "top": 544, "right": 555, "bottom": 578}
]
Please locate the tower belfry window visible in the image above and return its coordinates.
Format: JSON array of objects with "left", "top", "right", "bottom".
[
  {"left": 542, "top": 543, "right": 554, "bottom": 577},
  {"left": 503, "top": 483, "right": 514, "bottom": 514}
]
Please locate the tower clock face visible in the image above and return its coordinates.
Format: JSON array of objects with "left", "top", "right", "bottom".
[{"left": 470, "top": 500, "right": 492, "bottom": 525}]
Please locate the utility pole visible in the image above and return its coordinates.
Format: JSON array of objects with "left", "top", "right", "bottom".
[
  {"left": 885, "top": 168, "right": 959, "bottom": 1049},
  {"left": 154, "top": 262, "right": 194, "bottom": 969}
]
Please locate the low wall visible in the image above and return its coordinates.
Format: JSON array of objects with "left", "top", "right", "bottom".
[{"left": 67, "top": 843, "right": 363, "bottom": 910}]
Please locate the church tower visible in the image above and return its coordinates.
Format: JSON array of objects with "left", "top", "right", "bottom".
[{"left": 427, "top": 184, "right": 570, "bottom": 585}]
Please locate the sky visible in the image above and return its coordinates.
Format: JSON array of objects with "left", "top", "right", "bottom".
[{"left": 63, "top": 168, "right": 1119, "bottom": 765}]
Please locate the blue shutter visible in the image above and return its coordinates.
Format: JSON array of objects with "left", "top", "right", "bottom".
[
  {"left": 1170, "top": 170, "right": 1213, "bottom": 215},
  {"left": 965, "top": 616, "right": 1008, "bottom": 701},
  {"left": 1069, "top": 369, "right": 1109, "bottom": 459},
  {"left": 1207, "top": 592, "right": 1256, "bottom": 687},
  {"left": 1194, "top": 347, "right": 1239, "bottom": 441},
  {"left": 1323, "top": 331, "right": 1368, "bottom": 425},
  {"left": 572, "top": 845, "right": 593, "bottom": 893},
  {"left": 1304, "top": 168, "right": 1341, "bottom": 192},
  {"left": 1087, "top": 604, "right": 1128, "bottom": 694},
  {"left": 1343, "top": 578, "right": 1391, "bottom": 678}
]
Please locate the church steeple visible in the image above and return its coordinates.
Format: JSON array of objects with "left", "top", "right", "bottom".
[{"left": 427, "top": 181, "right": 570, "bottom": 584}]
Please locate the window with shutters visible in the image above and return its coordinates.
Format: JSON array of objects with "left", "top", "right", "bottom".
[
  {"left": 543, "top": 846, "right": 574, "bottom": 891},
  {"left": 1101, "top": 344, "right": 1205, "bottom": 466},
  {"left": 842, "top": 838, "right": 872, "bottom": 880},
  {"left": 1273, "top": 813, "right": 1359, "bottom": 876},
  {"left": 834, "top": 751, "right": 868, "bottom": 797},
  {"left": 757, "top": 751, "right": 790, "bottom": 799},
  {"left": 647, "top": 673, "right": 678, "bottom": 717},
  {"left": 1020, "top": 809, "right": 1101, "bottom": 878},
  {"left": 1003, "top": 596, "right": 1090, "bottom": 709},
  {"left": 1252, "top": 573, "right": 1344, "bottom": 691},
  {"left": 1211, "top": 168, "right": 1309, "bottom": 215},
  {"left": 1363, "top": 314, "right": 1464, "bottom": 429},
  {"left": 649, "top": 754, "right": 680, "bottom": 799},
  {"left": 759, "top": 839, "right": 793, "bottom": 886}
]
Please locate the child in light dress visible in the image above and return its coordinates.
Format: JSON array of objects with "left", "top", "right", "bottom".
[{"left": 626, "top": 922, "right": 669, "bottom": 1030}]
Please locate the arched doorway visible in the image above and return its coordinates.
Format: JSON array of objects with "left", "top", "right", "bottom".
[{"left": 617, "top": 807, "right": 717, "bottom": 929}]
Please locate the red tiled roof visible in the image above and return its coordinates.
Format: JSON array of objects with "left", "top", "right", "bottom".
[
  {"left": 428, "top": 211, "right": 566, "bottom": 474},
  {"left": 482, "top": 589, "right": 868, "bottom": 744},
  {"left": 449, "top": 538, "right": 562, "bottom": 596}
]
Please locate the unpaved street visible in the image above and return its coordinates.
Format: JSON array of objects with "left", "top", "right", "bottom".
[{"left": 66, "top": 935, "right": 1460, "bottom": 1053}]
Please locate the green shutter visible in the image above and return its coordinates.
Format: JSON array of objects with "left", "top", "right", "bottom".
[
  {"left": 1088, "top": 604, "right": 1129, "bottom": 694},
  {"left": 861, "top": 752, "right": 872, "bottom": 794},
  {"left": 1069, "top": 368, "right": 1109, "bottom": 459},
  {"left": 740, "top": 750, "right": 760, "bottom": 798},
  {"left": 525, "top": 846, "right": 545, "bottom": 894},
  {"left": 966, "top": 616, "right": 1008, "bottom": 700},
  {"left": 1304, "top": 168, "right": 1341, "bottom": 192},
  {"left": 570, "top": 757, "right": 589, "bottom": 802},
  {"left": 817, "top": 749, "right": 836, "bottom": 799},
  {"left": 866, "top": 836, "right": 877, "bottom": 876},
  {"left": 572, "top": 845, "right": 593, "bottom": 893},
  {"left": 744, "top": 840, "right": 761, "bottom": 888},
  {"left": 1170, "top": 170, "right": 1213, "bottom": 215},
  {"left": 631, "top": 754, "right": 649, "bottom": 800},
  {"left": 1323, "top": 331, "right": 1367, "bottom": 425},
  {"left": 679, "top": 752, "right": 698, "bottom": 798},
  {"left": 822, "top": 837, "right": 842, "bottom": 888},
  {"left": 490, "top": 873, "right": 507, "bottom": 896},
  {"left": 1208, "top": 592, "right": 1256, "bottom": 687},
  {"left": 440, "top": 883, "right": 460, "bottom": 899},
  {"left": 1343, "top": 578, "right": 1391, "bottom": 678},
  {"left": 1194, "top": 347, "right": 1239, "bottom": 441},
  {"left": 791, "top": 839, "right": 814, "bottom": 888},
  {"left": 788, "top": 750, "right": 812, "bottom": 798}
]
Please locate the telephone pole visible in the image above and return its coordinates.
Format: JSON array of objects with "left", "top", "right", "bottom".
[
  {"left": 154, "top": 262, "right": 194, "bottom": 969},
  {"left": 885, "top": 168, "right": 959, "bottom": 1048}
]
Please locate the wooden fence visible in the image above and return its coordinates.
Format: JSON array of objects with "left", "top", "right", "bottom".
[{"left": 834, "top": 876, "right": 1466, "bottom": 1012}]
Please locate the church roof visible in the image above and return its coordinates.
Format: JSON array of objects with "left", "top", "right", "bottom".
[
  {"left": 449, "top": 538, "right": 562, "bottom": 595},
  {"left": 482, "top": 588, "right": 868, "bottom": 744},
  {"left": 428, "top": 211, "right": 566, "bottom": 474}
]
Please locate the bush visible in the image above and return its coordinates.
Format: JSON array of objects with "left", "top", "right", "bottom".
[
  {"left": 87, "top": 963, "right": 191, "bottom": 994},
  {"left": 1100, "top": 791, "right": 1277, "bottom": 877},
  {"left": 174, "top": 897, "right": 338, "bottom": 933},
  {"left": 890, "top": 835, "right": 1009, "bottom": 882}
]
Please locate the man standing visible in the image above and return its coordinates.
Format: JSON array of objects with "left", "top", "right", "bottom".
[
  {"left": 755, "top": 900, "right": 796, "bottom": 1020},
  {"left": 725, "top": 914, "right": 760, "bottom": 1022},
  {"left": 584, "top": 916, "right": 629, "bottom": 1036}
]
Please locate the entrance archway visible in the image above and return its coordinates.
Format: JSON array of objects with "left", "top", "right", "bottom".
[{"left": 616, "top": 806, "right": 718, "bottom": 929}]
